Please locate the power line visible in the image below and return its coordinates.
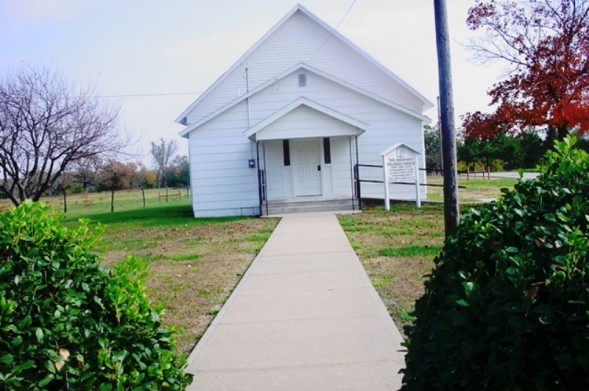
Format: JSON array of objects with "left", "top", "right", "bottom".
[
  {"left": 309, "top": 0, "right": 359, "bottom": 62},
  {"left": 335, "top": 0, "right": 358, "bottom": 30},
  {"left": 98, "top": 3, "right": 359, "bottom": 100},
  {"left": 95, "top": 91, "right": 202, "bottom": 99},
  {"left": 99, "top": 3, "right": 360, "bottom": 100}
]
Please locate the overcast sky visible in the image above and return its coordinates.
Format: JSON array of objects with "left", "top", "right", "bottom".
[{"left": 0, "top": 0, "right": 505, "bottom": 165}]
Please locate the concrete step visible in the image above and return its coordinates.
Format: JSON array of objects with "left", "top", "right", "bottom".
[{"left": 262, "top": 198, "right": 357, "bottom": 216}]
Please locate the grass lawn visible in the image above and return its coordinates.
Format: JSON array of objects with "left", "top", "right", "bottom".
[
  {"left": 339, "top": 204, "right": 445, "bottom": 336},
  {"left": 339, "top": 175, "right": 527, "bottom": 337},
  {"left": 64, "top": 203, "right": 278, "bottom": 356},
  {"left": 426, "top": 175, "right": 518, "bottom": 203},
  {"left": 0, "top": 173, "right": 523, "bottom": 355}
]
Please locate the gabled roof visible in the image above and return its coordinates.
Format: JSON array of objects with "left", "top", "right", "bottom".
[
  {"left": 175, "top": 4, "right": 433, "bottom": 127},
  {"left": 379, "top": 143, "right": 421, "bottom": 156},
  {"left": 244, "top": 96, "right": 368, "bottom": 141},
  {"left": 179, "top": 63, "right": 430, "bottom": 138}
]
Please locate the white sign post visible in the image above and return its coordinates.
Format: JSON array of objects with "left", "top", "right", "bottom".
[
  {"left": 379, "top": 144, "right": 422, "bottom": 210},
  {"left": 382, "top": 154, "right": 391, "bottom": 211}
]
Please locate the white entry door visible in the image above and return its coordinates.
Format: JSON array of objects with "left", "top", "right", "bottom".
[{"left": 292, "top": 139, "right": 322, "bottom": 196}]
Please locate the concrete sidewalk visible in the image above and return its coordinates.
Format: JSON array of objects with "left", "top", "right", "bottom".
[{"left": 186, "top": 212, "right": 405, "bottom": 390}]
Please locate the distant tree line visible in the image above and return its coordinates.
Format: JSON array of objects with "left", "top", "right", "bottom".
[
  {"left": 53, "top": 155, "right": 189, "bottom": 196},
  {"left": 424, "top": 125, "right": 589, "bottom": 172}
]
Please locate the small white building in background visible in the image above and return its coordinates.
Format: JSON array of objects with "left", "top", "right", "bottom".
[{"left": 176, "top": 4, "right": 433, "bottom": 217}]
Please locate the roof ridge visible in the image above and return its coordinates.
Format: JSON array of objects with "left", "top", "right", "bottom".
[{"left": 176, "top": 4, "right": 433, "bottom": 125}]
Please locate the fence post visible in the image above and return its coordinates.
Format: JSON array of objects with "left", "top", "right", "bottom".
[
  {"left": 63, "top": 188, "right": 67, "bottom": 214},
  {"left": 110, "top": 188, "right": 115, "bottom": 213}
]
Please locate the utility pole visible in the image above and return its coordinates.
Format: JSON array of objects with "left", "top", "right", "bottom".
[{"left": 433, "top": 0, "right": 459, "bottom": 236}]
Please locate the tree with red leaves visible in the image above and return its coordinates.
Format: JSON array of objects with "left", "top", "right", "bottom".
[{"left": 463, "top": 0, "right": 589, "bottom": 140}]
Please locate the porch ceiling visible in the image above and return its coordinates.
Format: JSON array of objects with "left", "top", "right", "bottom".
[{"left": 244, "top": 97, "right": 367, "bottom": 141}]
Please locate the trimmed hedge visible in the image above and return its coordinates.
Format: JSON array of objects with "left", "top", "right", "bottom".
[
  {"left": 402, "top": 138, "right": 589, "bottom": 390},
  {"left": 0, "top": 202, "right": 192, "bottom": 389}
]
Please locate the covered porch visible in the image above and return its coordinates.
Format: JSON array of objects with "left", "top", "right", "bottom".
[{"left": 244, "top": 98, "right": 366, "bottom": 215}]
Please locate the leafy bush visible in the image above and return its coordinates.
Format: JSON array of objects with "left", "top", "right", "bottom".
[
  {"left": 402, "top": 138, "right": 589, "bottom": 390},
  {"left": 0, "top": 202, "right": 192, "bottom": 389}
]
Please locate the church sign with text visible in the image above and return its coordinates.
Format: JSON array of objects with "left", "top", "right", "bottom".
[{"left": 379, "top": 143, "right": 421, "bottom": 209}]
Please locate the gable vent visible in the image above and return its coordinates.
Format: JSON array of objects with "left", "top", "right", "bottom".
[{"left": 298, "top": 73, "right": 307, "bottom": 87}]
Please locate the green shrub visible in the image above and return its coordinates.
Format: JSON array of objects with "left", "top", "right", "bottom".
[
  {"left": 402, "top": 138, "right": 589, "bottom": 390},
  {"left": 0, "top": 201, "right": 192, "bottom": 389}
]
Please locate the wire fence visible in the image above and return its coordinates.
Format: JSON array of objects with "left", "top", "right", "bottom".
[{"left": 0, "top": 188, "right": 191, "bottom": 218}]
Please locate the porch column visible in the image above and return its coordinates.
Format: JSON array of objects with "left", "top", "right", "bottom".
[
  {"left": 256, "top": 141, "right": 269, "bottom": 216},
  {"left": 348, "top": 136, "right": 355, "bottom": 210}
]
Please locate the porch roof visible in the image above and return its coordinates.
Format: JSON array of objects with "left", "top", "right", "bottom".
[{"left": 244, "top": 97, "right": 367, "bottom": 141}]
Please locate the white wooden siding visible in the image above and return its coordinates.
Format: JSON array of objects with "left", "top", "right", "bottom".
[
  {"left": 185, "top": 10, "right": 426, "bottom": 126},
  {"left": 247, "top": 71, "right": 400, "bottom": 127},
  {"left": 188, "top": 69, "right": 426, "bottom": 214},
  {"left": 188, "top": 102, "right": 260, "bottom": 217},
  {"left": 355, "top": 110, "right": 427, "bottom": 200},
  {"left": 330, "top": 137, "right": 354, "bottom": 196},
  {"left": 255, "top": 105, "right": 361, "bottom": 140},
  {"left": 182, "top": 8, "right": 431, "bottom": 216},
  {"left": 264, "top": 140, "right": 293, "bottom": 200}
]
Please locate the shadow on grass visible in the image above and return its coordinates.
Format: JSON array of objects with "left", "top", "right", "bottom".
[{"left": 65, "top": 204, "right": 249, "bottom": 227}]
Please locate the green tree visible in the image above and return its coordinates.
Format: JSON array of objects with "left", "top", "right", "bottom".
[
  {"left": 96, "top": 159, "right": 138, "bottom": 212},
  {"left": 457, "top": 138, "right": 481, "bottom": 171},
  {"left": 518, "top": 131, "right": 545, "bottom": 168},
  {"left": 458, "top": 132, "right": 545, "bottom": 171},
  {"left": 490, "top": 133, "right": 522, "bottom": 169},
  {"left": 165, "top": 155, "right": 190, "bottom": 188},
  {"left": 424, "top": 125, "right": 442, "bottom": 172}
]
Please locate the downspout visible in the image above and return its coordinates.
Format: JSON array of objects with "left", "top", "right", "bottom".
[
  {"left": 245, "top": 67, "right": 262, "bottom": 216},
  {"left": 256, "top": 139, "right": 263, "bottom": 215}
]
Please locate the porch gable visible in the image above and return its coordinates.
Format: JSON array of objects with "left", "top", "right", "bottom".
[{"left": 244, "top": 97, "right": 367, "bottom": 141}]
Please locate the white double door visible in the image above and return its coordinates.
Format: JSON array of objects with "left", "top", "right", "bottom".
[{"left": 291, "top": 138, "right": 322, "bottom": 197}]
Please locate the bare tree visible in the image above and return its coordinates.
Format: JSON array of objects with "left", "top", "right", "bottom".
[
  {"left": 0, "top": 66, "right": 123, "bottom": 205},
  {"left": 150, "top": 138, "right": 177, "bottom": 188}
]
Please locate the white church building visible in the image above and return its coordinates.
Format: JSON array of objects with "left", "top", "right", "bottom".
[{"left": 176, "top": 4, "right": 433, "bottom": 217}]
